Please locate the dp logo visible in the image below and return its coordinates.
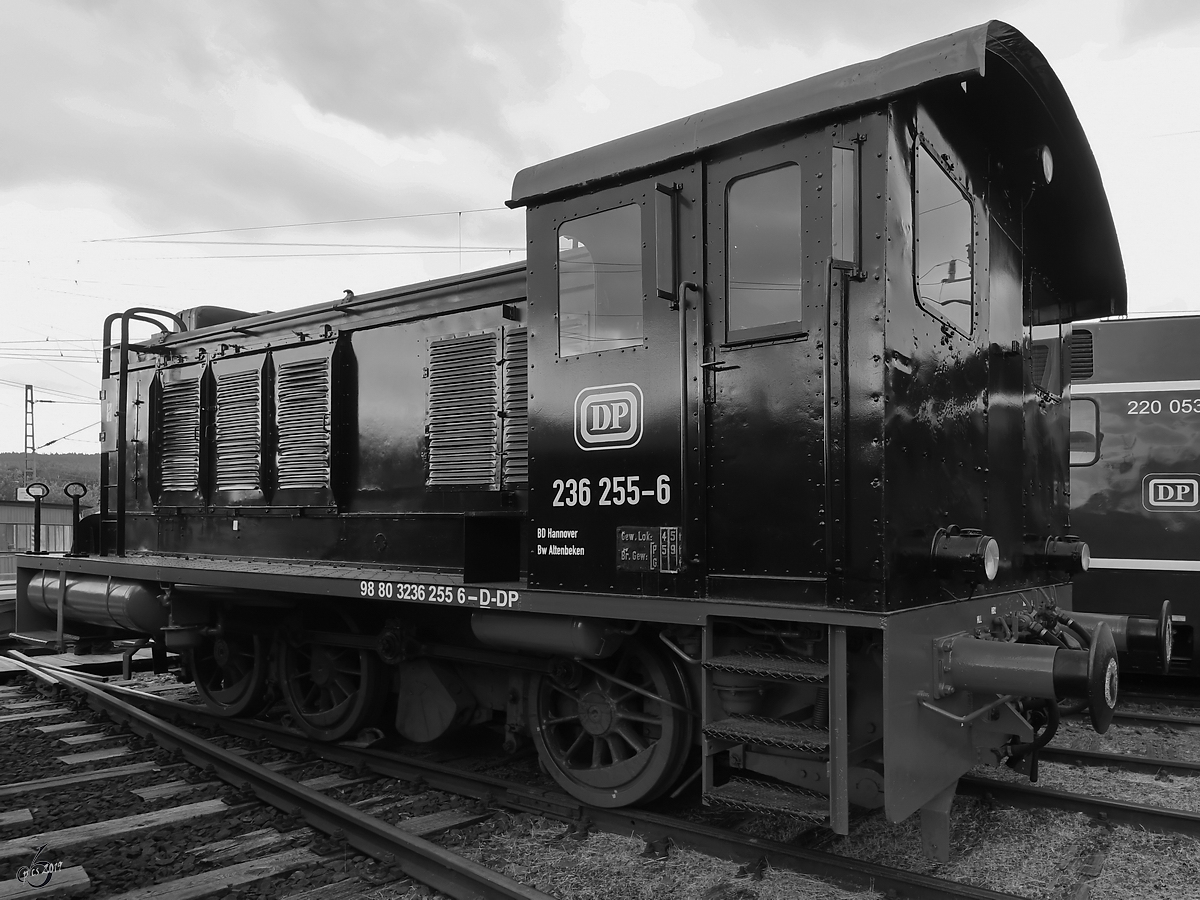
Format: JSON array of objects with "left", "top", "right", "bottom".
[
  {"left": 1143, "top": 474, "right": 1200, "bottom": 511},
  {"left": 574, "top": 384, "right": 643, "bottom": 451}
]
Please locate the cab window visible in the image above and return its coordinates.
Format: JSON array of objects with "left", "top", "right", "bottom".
[
  {"left": 914, "top": 143, "right": 973, "bottom": 336},
  {"left": 726, "top": 164, "right": 802, "bottom": 342},
  {"left": 1070, "top": 398, "right": 1100, "bottom": 466},
  {"left": 558, "top": 204, "right": 643, "bottom": 357}
]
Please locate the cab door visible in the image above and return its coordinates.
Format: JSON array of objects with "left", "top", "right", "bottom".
[
  {"left": 525, "top": 167, "right": 703, "bottom": 594},
  {"left": 703, "top": 137, "right": 831, "bottom": 598}
]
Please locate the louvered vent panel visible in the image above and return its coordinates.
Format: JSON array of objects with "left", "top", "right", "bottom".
[
  {"left": 159, "top": 378, "right": 200, "bottom": 492},
  {"left": 428, "top": 332, "right": 499, "bottom": 487},
  {"left": 502, "top": 328, "right": 529, "bottom": 487},
  {"left": 1071, "top": 329, "right": 1094, "bottom": 381},
  {"left": 1030, "top": 344, "right": 1049, "bottom": 384},
  {"left": 215, "top": 369, "right": 262, "bottom": 491},
  {"left": 276, "top": 357, "right": 331, "bottom": 490}
]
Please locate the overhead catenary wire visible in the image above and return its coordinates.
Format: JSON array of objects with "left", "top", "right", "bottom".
[
  {"left": 118, "top": 240, "right": 522, "bottom": 250},
  {"left": 3, "top": 208, "right": 519, "bottom": 437},
  {"left": 0, "top": 339, "right": 101, "bottom": 345},
  {"left": 89, "top": 206, "right": 511, "bottom": 242},
  {"left": 0, "top": 354, "right": 103, "bottom": 362},
  {"left": 0, "top": 378, "right": 94, "bottom": 402},
  {"left": 38, "top": 359, "right": 101, "bottom": 390},
  {"left": 36, "top": 420, "right": 101, "bottom": 450},
  {"left": 104, "top": 247, "right": 525, "bottom": 261}
]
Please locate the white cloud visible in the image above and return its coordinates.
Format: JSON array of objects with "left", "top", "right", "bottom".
[
  {"left": 569, "top": 0, "right": 723, "bottom": 89},
  {"left": 576, "top": 84, "right": 611, "bottom": 114},
  {"left": 1, "top": 0, "right": 1200, "bottom": 449}
]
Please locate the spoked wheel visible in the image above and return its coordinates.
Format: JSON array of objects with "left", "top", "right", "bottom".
[
  {"left": 188, "top": 634, "right": 270, "bottom": 718},
  {"left": 276, "top": 617, "right": 386, "bottom": 742},
  {"left": 532, "top": 641, "right": 693, "bottom": 807}
]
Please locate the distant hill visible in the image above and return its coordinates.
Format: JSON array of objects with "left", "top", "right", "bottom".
[{"left": 0, "top": 452, "right": 100, "bottom": 505}]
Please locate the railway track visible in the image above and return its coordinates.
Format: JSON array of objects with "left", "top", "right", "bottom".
[
  {"left": 1, "top": 654, "right": 1028, "bottom": 900},
  {"left": 0, "top": 657, "right": 552, "bottom": 900},
  {"left": 958, "top": 773, "right": 1200, "bottom": 838},
  {"left": 951, "top": 691, "right": 1200, "bottom": 843},
  {"left": 11, "top": 649, "right": 1200, "bottom": 899},
  {"left": 1038, "top": 745, "right": 1200, "bottom": 778},
  {"left": 1107, "top": 708, "right": 1200, "bottom": 733},
  {"left": 1106, "top": 674, "right": 1200, "bottom": 706}
]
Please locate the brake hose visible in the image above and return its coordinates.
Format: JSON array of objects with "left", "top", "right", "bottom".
[{"left": 1009, "top": 698, "right": 1061, "bottom": 758}]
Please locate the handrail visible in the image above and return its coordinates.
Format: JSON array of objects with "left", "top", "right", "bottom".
[{"left": 100, "top": 307, "right": 187, "bottom": 556}]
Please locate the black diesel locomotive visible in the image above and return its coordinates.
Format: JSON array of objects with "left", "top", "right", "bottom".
[
  {"left": 14, "top": 22, "right": 1168, "bottom": 860},
  {"left": 1062, "top": 315, "right": 1200, "bottom": 675}
]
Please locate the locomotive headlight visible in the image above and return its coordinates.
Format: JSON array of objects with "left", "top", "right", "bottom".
[
  {"left": 1027, "top": 535, "right": 1090, "bottom": 574},
  {"left": 1037, "top": 144, "right": 1054, "bottom": 185},
  {"left": 1010, "top": 144, "right": 1054, "bottom": 188},
  {"left": 931, "top": 527, "right": 1000, "bottom": 582},
  {"left": 983, "top": 538, "right": 1000, "bottom": 581}
]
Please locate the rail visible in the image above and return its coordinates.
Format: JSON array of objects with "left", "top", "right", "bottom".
[
  {"left": 3, "top": 653, "right": 553, "bottom": 900},
  {"left": 958, "top": 774, "right": 1200, "bottom": 837},
  {"left": 9, "top": 653, "right": 1027, "bottom": 900},
  {"left": 1039, "top": 745, "right": 1200, "bottom": 778}
]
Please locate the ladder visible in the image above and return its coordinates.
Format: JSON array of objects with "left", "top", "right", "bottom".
[{"left": 700, "top": 624, "right": 852, "bottom": 832}]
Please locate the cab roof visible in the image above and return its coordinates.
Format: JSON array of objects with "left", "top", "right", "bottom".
[{"left": 510, "top": 21, "right": 1125, "bottom": 321}]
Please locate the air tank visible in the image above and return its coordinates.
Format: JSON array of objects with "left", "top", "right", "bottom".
[{"left": 26, "top": 572, "right": 167, "bottom": 635}]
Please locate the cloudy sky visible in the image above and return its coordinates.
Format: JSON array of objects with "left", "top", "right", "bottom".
[{"left": 1, "top": 0, "right": 1197, "bottom": 456}]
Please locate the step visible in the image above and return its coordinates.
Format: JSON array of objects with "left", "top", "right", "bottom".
[
  {"left": 704, "top": 716, "right": 830, "bottom": 753},
  {"left": 704, "top": 776, "right": 827, "bottom": 820},
  {"left": 704, "top": 653, "right": 828, "bottom": 682}
]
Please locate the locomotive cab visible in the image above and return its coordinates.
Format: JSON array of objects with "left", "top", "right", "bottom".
[
  {"left": 508, "top": 20, "right": 1130, "bottom": 852},
  {"left": 14, "top": 21, "right": 1144, "bottom": 860}
]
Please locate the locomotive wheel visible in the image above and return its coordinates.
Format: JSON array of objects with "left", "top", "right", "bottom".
[
  {"left": 188, "top": 634, "right": 270, "bottom": 718},
  {"left": 277, "top": 618, "right": 385, "bottom": 742},
  {"left": 532, "top": 641, "right": 692, "bottom": 807}
]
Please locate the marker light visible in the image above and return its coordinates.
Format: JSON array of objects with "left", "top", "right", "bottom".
[
  {"left": 983, "top": 538, "right": 1000, "bottom": 581},
  {"left": 931, "top": 527, "right": 1000, "bottom": 582},
  {"left": 1038, "top": 144, "right": 1054, "bottom": 185},
  {"left": 1027, "top": 535, "right": 1090, "bottom": 574},
  {"left": 1012, "top": 144, "right": 1054, "bottom": 188}
]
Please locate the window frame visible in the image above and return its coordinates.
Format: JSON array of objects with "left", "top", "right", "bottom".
[
  {"left": 912, "top": 135, "right": 976, "bottom": 338},
  {"left": 1069, "top": 396, "right": 1101, "bottom": 467},
  {"left": 722, "top": 161, "right": 805, "bottom": 346},
  {"left": 555, "top": 200, "right": 647, "bottom": 360}
]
